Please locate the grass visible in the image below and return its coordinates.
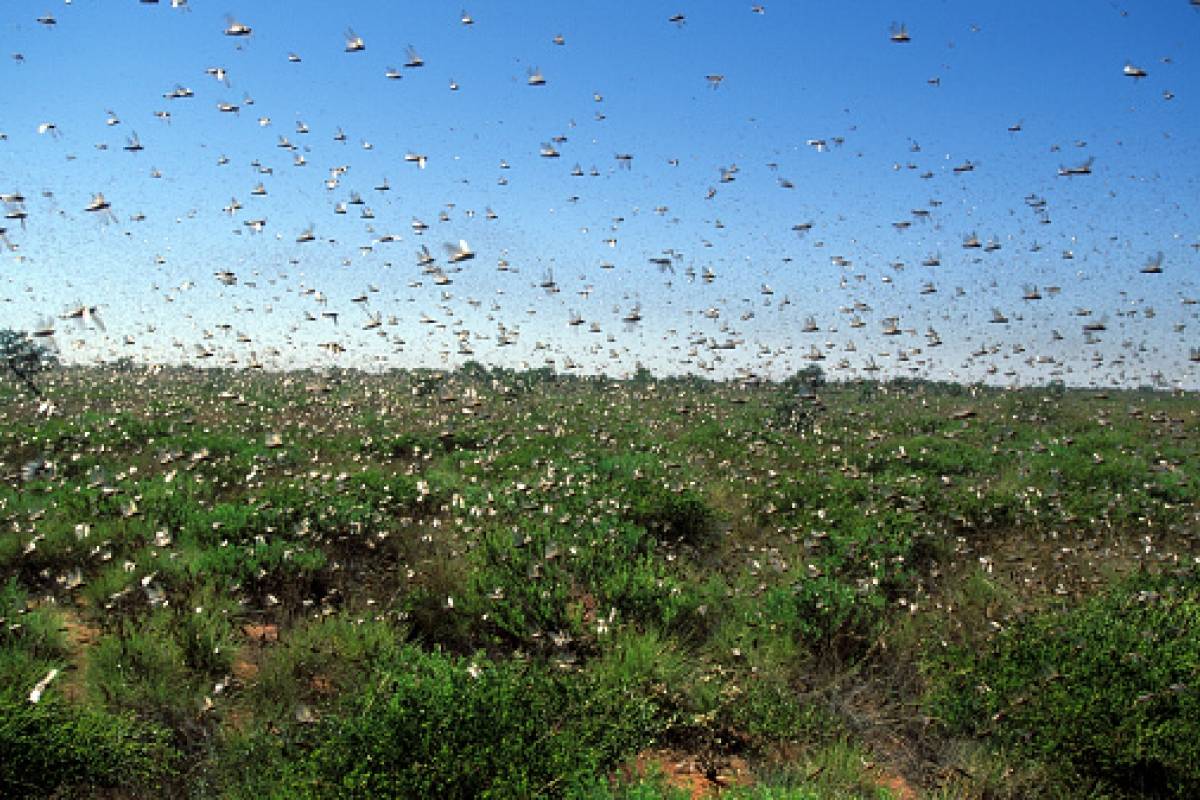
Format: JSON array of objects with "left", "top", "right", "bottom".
[
  {"left": 1, "top": 366, "right": 1198, "bottom": 797},
  {"left": 0, "top": 578, "right": 176, "bottom": 797}
]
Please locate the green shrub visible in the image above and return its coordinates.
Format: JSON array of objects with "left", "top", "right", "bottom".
[
  {"left": 248, "top": 615, "right": 401, "bottom": 722},
  {"left": 0, "top": 579, "right": 68, "bottom": 666},
  {"left": 175, "top": 592, "right": 238, "bottom": 677},
  {"left": 723, "top": 673, "right": 826, "bottom": 746},
  {"left": 626, "top": 483, "right": 716, "bottom": 544},
  {"left": 927, "top": 570, "right": 1200, "bottom": 797},
  {"left": 285, "top": 647, "right": 655, "bottom": 798},
  {"left": 469, "top": 519, "right": 694, "bottom": 645},
  {"left": 87, "top": 609, "right": 210, "bottom": 726},
  {"left": 0, "top": 693, "right": 176, "bottom": 798}
]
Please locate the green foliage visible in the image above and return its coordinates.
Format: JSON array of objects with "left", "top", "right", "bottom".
[
  {"left": 87, "top": 607, "right": 225, "bottom": 726},
  {"left": 927, "top": 570, "right": 1200, "bottom": 797},
  {"left": 0, "top": 328, "right": 58, "bottom": 396},
  {"left": 723, "top": 674, "right": 826, "bottom": 745},
  {"left": 628, "top": 484, "right": 716, "bottom": 543},
  {"left": 1, "top": 371, "right": 1198, "bottom": 798},
  {"left": 0, "top": 693, "right": 176, "bottom": 799},
  {"left": 176, "top": 590, "right": 239, "bottom": 677},
  {"left": 0, "top": 577, "right": 177, "bottom": 796},
  {"left": 785, "top": 364, "right": 826, "bottom": 391},
  {"left": 772, "top": 395, "right": 818, "bottom": 433},
  {"left": 284, "top": 647, "right": 656, "bottom": 799},
  {"left": 247, "top": 616, "right": 402, "bottom": 722},
  {"left": 468, "top": 518, "right": 696, "bottom": 645},
  {"left": 0, "top": 579, "right": 67, "bottom": 666},
  {"left": 758, "top": 576, "right": 884, "bottom": 657}
]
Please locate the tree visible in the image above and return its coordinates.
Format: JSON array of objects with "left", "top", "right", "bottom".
[
  {"left": 630, "top": 364, "right": 655, "bottom": 385},
  {"left": 110, "top": 356, "right": 139, "bottom": 374},
  {"left": 786, "top": 363, "right": 826, "bottom": 391},
  {"left": 0, "top": 329, "right": 58, "bottom": 397},
  {"left": 458, "top": 360, "right": 490, "bottom": 380}
]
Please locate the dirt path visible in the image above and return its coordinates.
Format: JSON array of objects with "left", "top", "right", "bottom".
[{"left": 58, "top": 608, "right": 101, "bottom": 702}]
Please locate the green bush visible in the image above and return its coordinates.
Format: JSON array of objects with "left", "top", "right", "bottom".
[
  {"left": 0, "top": 579, "right": 68, "bottom": 665},
  {"left": 87, "top": 609, "right": 211, "bottom": 727},
  {"left": 927, "top": 570, "right": 1200, "bottom": 797},
  {"left": 469, "top": 519, "right": 695, "bottom": 644},
  {"left": 0, "top": 694, "right": 176, "bottom": 798},
  {"left": 285, "top": 647, "right": 655, "bottom": 799},
  {"left": 626, "top": 483, "right": 716, "bottom": 544},
  {"left": 248, "top": 616, "right": 402, "bottom": 722},
  {"left": 723, "top": 673, "right": 826, "bottom": 746}
]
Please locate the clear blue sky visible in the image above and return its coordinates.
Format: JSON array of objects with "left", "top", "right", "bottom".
[{"left": 2, "top": 0, "right": 1198, "bottom": 387}]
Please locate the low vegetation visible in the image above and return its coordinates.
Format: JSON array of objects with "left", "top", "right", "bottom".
[{"left": 2, "top": 366, "right": 1197, "bottom": 797}]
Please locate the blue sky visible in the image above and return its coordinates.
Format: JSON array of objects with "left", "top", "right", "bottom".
[{"left": 2, "top": 0, "right": 1198, "bottom": 387}]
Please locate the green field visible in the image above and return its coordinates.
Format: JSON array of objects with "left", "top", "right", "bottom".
[{"left": 2, "top": 367, "right": 1198, "bottom": 798}]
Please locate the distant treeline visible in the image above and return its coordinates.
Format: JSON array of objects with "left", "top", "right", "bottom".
[{"left": 35, "top": 357, "right": 1186, "bottom": 398}]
